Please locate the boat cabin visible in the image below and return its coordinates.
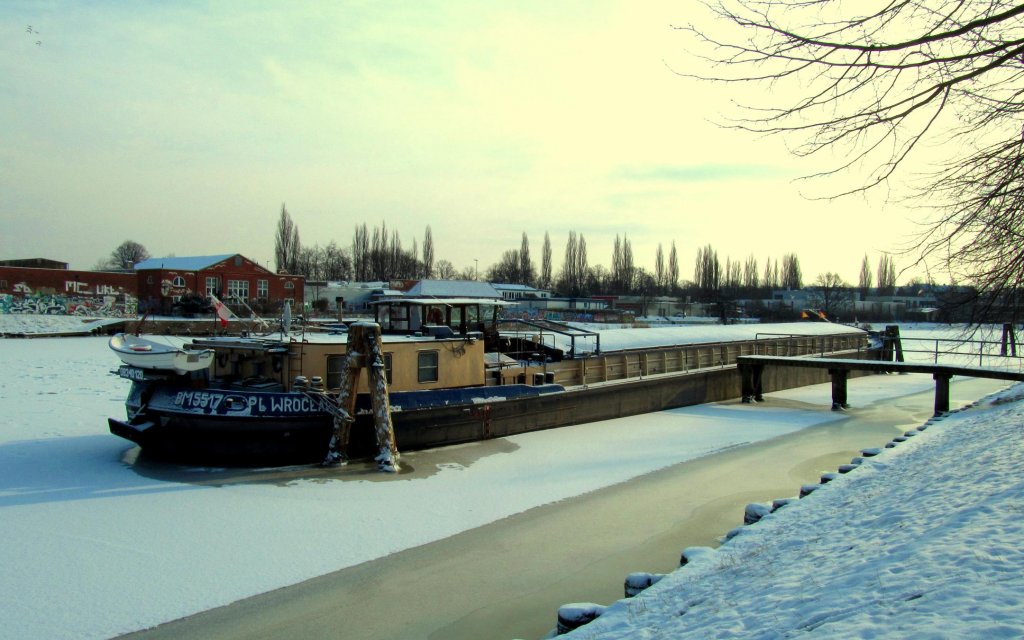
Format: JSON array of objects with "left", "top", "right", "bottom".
[{"left": 371, "top": 296, "right": 506, "bottom": 338}]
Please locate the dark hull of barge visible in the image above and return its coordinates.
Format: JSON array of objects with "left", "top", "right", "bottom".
[{"left": 109, "top": 354, "right": 864, "bottom": 466}]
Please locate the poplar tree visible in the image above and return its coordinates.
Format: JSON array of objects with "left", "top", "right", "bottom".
[
  {"left": 541, "top": 232, "right": 552, "bottom": 289},
  {"left": 422, "top": 226, "right": 434, "bottom": 279},
  {"left": 274, "top": 204, "right": 300, "bottom": 274},
  {"left": 858, "top": 255, "right": 873, "bottom": 297}
]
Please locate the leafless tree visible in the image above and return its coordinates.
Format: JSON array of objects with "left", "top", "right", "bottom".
[
  {"left": 422, "top": 226, "right": 434, "bottom": 279},
  {"left": 541, "top": 232, "right": 553, "bottom": 289},
  {"left": 878, "top": 253, "right": 898, "bottom": 296},
  {"left": 433, "top": 259, "right": 458, "bottom": 280},
  {"left": 668, "top": 241, "right": 680, "bottom": 293},
  {"left": 810, "top": 272, "right": 852, "bottom": 319},
  {"left": 762, "top": 257, "right": 779, "bottom": 291},
  {"left": 858, "top": 254, "right": 873, "bottom": 298},
  {"left": 559, "top": 231, "right": 589, "bottom": 296},
  {"left": 352, "top": 223, "right": 370, "bottom": 281},
  {"left": 519, "top": 232, "right": 536, "bottom": 286},
  {"left": 683, "top": 1, "right": 1024, "bottom": 321},
  {"left": 780, "top": 253, "right": 802, "bottom": 290},
  {"left": 743, "top": 254, "right": 759, "bottom": 290},
  {"left": 694, "top": 243, "right": 721, "bottom": 296},
  {"left": 655, "top": 243, "right": 666, "bottom": 293},
  {"left": 610, "top": 234, "right": 636, "bottom": 294},
  {"left": 274, "top": 204, "right": 300, "bottom": 274},
  {"left": 107, "top": 240, "right": 150, "bottom": 270}
]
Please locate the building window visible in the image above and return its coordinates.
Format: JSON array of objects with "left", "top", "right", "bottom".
[
  {"left": 205, "top": 277, "right": 219, "bottom": 297},
  {"left": 171, "top": 276, "right": 186, "bottom": 288},
  {"left": 226, "top": 280, "right": 249, "bottom": 301},
  {"left": 257, "top": 280, "right": 269, "bottom": 300},
  {"left": 284, "top": 281, "right": 294, "bottom": 290},
  {"left": 417, "top": 351, "right": 439, "bottom": 383}
]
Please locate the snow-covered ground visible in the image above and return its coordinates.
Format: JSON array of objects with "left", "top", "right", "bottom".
[
  {"left": 1, "top": 316, "right": 1021, "bottom": 639},
  {"left": 564, "top": 383, "right": 1024, "bottom": 639}
]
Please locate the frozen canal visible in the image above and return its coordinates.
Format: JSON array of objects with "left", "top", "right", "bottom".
[{"left": 0, "top": 332, "right": 1010, "bottom": 639}]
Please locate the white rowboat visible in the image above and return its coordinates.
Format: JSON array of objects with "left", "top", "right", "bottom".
[{"left": 109, "top": 333, "right": 215, "bottom": 374}]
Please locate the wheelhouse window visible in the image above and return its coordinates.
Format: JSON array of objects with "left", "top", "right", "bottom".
[
  {"left": 326, "top": 355, "right": 346, "bottom": 389},
  {"left": 226, "top": 280, "right": 249, "bottom": 301},
  {"left": 327, "top": 353, "right": 392, "bottom": 388},
  {"left": 417, "top": 351, "right": 439, "bottom": 383}
]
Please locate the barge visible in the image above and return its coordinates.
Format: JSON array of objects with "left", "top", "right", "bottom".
[{"left": 108, "top": 297, "right": 870, "bottom": 465}]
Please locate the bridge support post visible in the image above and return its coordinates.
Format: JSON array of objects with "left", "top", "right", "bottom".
[
  {"left": 933, "top": 373, "right": 952, "bottom": 416},
  {"left": 740, "top": 364, "right": 764, "bottom": 403},
  {"left": 829, "top": 368, "right": 849, "bottom": 410},
  {"left": 1001, "top": 323, "right": 1018, "bottom": 357}
]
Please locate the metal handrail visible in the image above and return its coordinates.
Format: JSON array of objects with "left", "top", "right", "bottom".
[{"left": 887, "top": 335, "right": 1024, "bottom": 369}]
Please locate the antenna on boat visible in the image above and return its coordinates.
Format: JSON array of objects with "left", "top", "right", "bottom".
[
  {"left": 135, "top": 310, "right": 151, "bottom": 336},
  {"left": 281, "top": 300, "right": 292, "bottom": 340},
  {"left": 227, "top": 295, "right": 270, "bottom": 335}
]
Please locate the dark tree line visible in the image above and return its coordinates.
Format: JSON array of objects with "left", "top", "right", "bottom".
[
  {"left": 693, "top": 245, "right": 803, "bottom": 301},
  {"left": 275, "top": 207, "right": 435, "bottom": 282},
  {"left": 271, "top": 208, "right": 889, "bottom": 309}
]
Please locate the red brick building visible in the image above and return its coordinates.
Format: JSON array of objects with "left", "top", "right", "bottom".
[
  {"left": 0, "top": 265, "right": 136, "bottom": 315},
  {"left": 0, "top": 254, "right": 303, "bottom": 317},
  {"left": 134, "top": 254, "right": 304, "bottom": 314}
]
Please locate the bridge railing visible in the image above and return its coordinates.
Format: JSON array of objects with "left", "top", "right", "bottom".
[
  {"left": 753, "top": 332, "right": 868, "bottom": 359},
  {"left": 891, "top": 335, "right": 1024, "bottom": 370}
]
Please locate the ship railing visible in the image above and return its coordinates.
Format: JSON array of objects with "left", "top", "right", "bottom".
[{"left": 552, "top": 331, "right": 869, "bottom": 388}]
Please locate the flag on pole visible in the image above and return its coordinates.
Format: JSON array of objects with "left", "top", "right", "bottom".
[{"left": 210, "top": 294, "right": 233, "bottom": 328}]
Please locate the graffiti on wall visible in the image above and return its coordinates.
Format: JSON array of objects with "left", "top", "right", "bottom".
[{"left": 1, "top": 279, "right": 138, "bottom": 317}]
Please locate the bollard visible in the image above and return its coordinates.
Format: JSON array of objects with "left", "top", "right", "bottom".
[
  {"left": 771, "top": 498, "right": 797, "bottom": 512},
  {"left": 800, "top": 483, "right": 820, "bottom": 498},
  {"left": 679, "top": 546, "right": 713, "bottom": 567},
  {"left": 744, "top": 503, "right": 771, "bottom": 525},
  {"left": 820, "top": 472, "right": 839, "bottom": 484},
  {"left": 624, "top": 572, "right": 665, "bottom": 598},
  {"left": 556, "top": 603, "right": 606, "bottom": 635},
  {"left": 723, "top": 525, "right": 745, "bottom": 542}
]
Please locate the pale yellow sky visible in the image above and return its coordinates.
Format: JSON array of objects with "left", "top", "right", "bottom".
[{"left": 1, "top": 1, "right": 925, "bottom": 284}]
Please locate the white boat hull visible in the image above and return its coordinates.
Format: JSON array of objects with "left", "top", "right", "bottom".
[{"left": 109, "top": 333, "right": 214, "bottom": 375}]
